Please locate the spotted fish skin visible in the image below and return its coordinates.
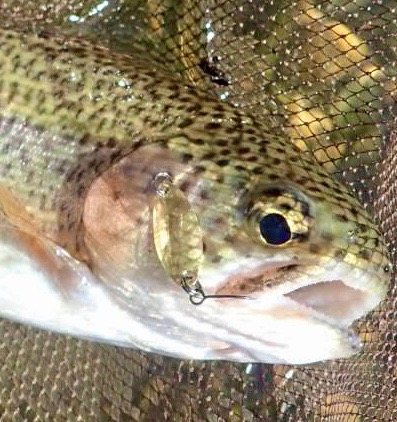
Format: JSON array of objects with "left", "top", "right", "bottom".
[
  {"left": 0, "top": 27, "right": 390, "bottom": 363},
  {"left": 0, "top": 29, "right": 267, "bottom": 253},
  {"left": 0, "top": 29, "right": 385, "bottom": 260}
]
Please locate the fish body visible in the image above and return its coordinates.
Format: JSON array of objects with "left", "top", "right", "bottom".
[{"left": 0, "top": 28, "right": 390, "bottom": 363}]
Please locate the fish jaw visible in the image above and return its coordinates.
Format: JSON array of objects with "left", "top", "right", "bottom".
[{"left": 0, "top": 214, "right": 383, "bottom": 364}]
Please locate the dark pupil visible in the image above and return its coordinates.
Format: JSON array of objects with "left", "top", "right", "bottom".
[{"left": 259, "top": 213, "right": 291, "bottom": 245}]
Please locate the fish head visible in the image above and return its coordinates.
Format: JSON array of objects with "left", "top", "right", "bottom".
[
  {"left": 78, "top": 135, "right": 390, "bottom": 363},
  {"left": 0, "top": 135, "right": 389, "bottom": 364},
  {"left": 197, "top": 154, "right": 390, "bottom": 322}
]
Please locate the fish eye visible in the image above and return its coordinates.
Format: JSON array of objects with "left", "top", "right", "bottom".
[
  {"left": 244, "top": 187, "right": 312, "bottom": 247},
  {"left": 259, "top": 213, "right": 291, "bottom": 245}
]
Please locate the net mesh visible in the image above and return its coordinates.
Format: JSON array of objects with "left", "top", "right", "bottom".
[{"left": 0, "top": 0, "right": 396, "bottom": 420}]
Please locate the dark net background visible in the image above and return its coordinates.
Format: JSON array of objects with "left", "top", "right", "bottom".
[{"left": 0, "top": 0, "right": 396, "bottom": 420}]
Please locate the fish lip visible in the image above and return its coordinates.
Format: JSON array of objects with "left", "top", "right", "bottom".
[{"left": 213, "top": 259, "right": 387, "bottom": 328}]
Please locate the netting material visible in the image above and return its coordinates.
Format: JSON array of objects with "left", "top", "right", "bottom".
[{"left": 0, "top": 0, "right": 396, "bottom": 420}]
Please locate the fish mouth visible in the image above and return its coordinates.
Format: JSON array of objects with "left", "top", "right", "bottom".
[
  {"left": 213, "top": 260, "right": 386, "bottom": 328},
  {"left": 284, "top": 280, "right": 369, "bottom": 323}
]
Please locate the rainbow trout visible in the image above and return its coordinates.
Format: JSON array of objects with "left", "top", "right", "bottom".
[{"left": 0, "top": 28, "right": 390, "bottom": 364}]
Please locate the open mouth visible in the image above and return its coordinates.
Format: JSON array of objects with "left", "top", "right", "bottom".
[
  {"left": 284, "top": 280, "right": 369, "bottom": 321},
  {"left": 215, "top": 261, "right": 380, "bottom": 327}
]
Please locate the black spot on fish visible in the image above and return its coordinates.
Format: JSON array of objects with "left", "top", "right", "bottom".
[
  {"left": 263, "top": 187, "right": 282, "bottom": 197},
  {"left": 179, "top": 118, "right": 194, "bottom": 129},
  {"left": 268, "top": 173, "right": 279, "bottom": 181},
  {"left": 358, "top": 249, "right": 371, "bottom": 260},
  {"left": 237, "top": 147, "right": 251, "bottom": 154},
  {"left": 179, "top": 180, "right": 190, "bottom": 191},
  {"left": 193, "top": 165, "right": 206, "bottom": 174},
  {"left": 192, "top": 138, "right": 205, "bottom": 145},
  {"left": 106, "top": 137, "right": 116, "bottom": 148},
  {"left": 186, "top": 103, "right": 202, "bottom": 113},
  {"left": 224, "top": 127, "right": 236, "bottom": 134},
  {"left": 202, "top": 152, "right": 216, "bottom": 160},
  {"left": 246, "top": 155, "right": 258, "bottom": 162},
  {"left": 217, "top": 159, "right": 229, "bottom": 167},
  {"left": 216, "top": 139, "right": 229, "bottom": 147},
  {"left": 181, "top": 153, "right": 193, "bottom": 162},
  {"left": 200, "top": 190, "right": 210, "bottom": 200},
  {"left": 79, "top": 134, "right": 91, "bottom": 145},
  {"left": 309, "top": 243, "right": 321, "bottom": 254},
  {"left": 337, "top": 214, "right": 349, "bottom": 223},
  {"left": 213, "top": 104, "right": 226, "bottom": 112},
  {"left": 309, "top": 186, "right": 322, "bottom": 193},
  {"left": 205, "top": 122, "right": 222, "bottom": 130},
  {"left": 252, "top": 167, "right": 263, "bottom": 175}
]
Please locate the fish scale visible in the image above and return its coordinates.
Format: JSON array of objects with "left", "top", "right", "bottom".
[
  {"left": 0, "top": 1, "right": 390, "bottom": 418},
  {"left": 0, "top": 28, "right": 384, "bottom": 270}
]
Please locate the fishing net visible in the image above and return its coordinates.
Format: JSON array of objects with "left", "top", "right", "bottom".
[{"left": 0, "top": 0, "right": 396, "bottom": 420}]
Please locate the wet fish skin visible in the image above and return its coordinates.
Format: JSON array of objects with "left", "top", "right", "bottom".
[
  {"left": 0, "top": 27, "right": 390, "bottom": 363},
  {"left": 0, "top": 29, "right": 379, "bottom": 256},
  {"left": 0, "top": 28, "right": 266, "bottom": 252}
]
